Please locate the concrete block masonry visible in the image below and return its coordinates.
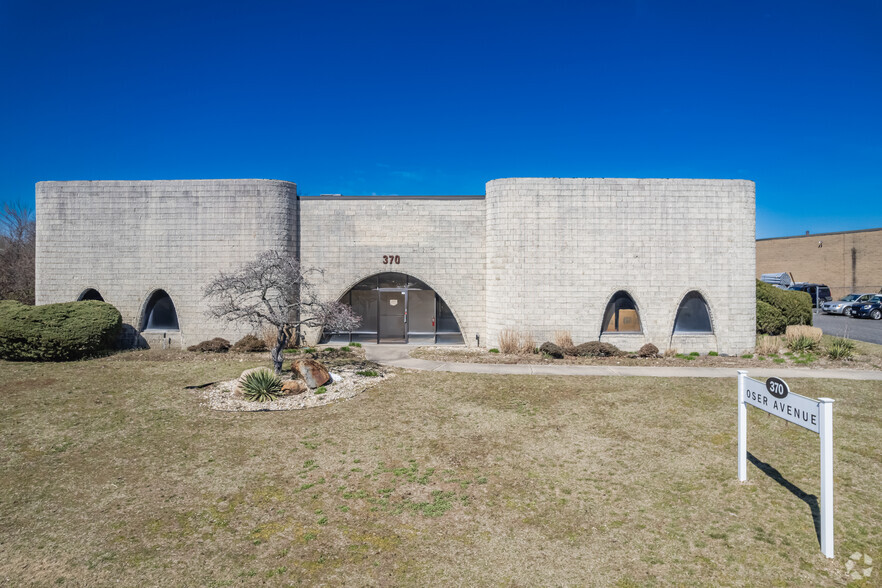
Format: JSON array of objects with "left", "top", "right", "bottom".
[{"left": 35, "top": 177, "right": 755, "bottom": 354}]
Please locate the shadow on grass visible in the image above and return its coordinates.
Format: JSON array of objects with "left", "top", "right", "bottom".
[{"left": 747, "top": 452, "right": 820, "bottom": 546}]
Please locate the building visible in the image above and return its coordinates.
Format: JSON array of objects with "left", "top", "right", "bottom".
[
  {"left": 756, "top": 228, "right": 882, "bottom": 300},
  {"left": 35, "top": 177, "right": 756, "bottom": 354}
]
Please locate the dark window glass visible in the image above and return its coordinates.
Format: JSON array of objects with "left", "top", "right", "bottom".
[
  {"left": 143, "top": 290, "right": 179, "bottom": 330},
  {"left": 78, "top": 289, "right": 104, "bottom": 302},
  {"left": 602, "top": 291, "right": 641, "bottom": 333},
  {"left": 350, "top": 290, "right": 378, "bottom": 333},
  {"left": 378, "top": 273, "right": 408, "bottom": 288},
  {"left": 437, "top": 298, "right": 460, "bottom": 333},
  {"left": 674, "top": 292, "right": 713, "bottom": 333},
  {"left": 408, "top": 289, "right": 435, "bottom": 333},
  {"left": 351, "top": 276, "right": 377, "bottom": 290}
]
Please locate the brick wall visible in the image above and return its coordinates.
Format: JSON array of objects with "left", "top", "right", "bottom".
[
  {"left": 35, "top": 180, "right": 297, "bottom": 347},
  {"left": 485, "top": 178, "right": 756, "bottom": 355},
  {"left": 756, "top": 229, "right": 882, "bottom": 300}
]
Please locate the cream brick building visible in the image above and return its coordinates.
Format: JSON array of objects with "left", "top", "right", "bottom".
[{"left": 35, "top": 177, "right": 756, "bottom": 354}]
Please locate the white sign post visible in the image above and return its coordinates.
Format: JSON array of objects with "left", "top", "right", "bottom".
[{"left": 737, "top": 370, "right": 835, "bottom": 559}]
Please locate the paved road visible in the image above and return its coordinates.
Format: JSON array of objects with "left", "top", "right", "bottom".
[
  {"left": 813, "top": 311, "right": 882, "bottom": 345},
  {"left": 366, "top": 345, "right": 882, "bottom": 380}
]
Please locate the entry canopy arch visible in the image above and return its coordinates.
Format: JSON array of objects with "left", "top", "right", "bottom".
[
  {"left": 673, "top": 291, "right": 714, "bottom": 333},
  {"left": 77, "top": 288, "right": 104, "bottom": 302},
  {"left": 141, "top": 289, "right": 179, "bottom": 330},
  {"left": 601, "top": 290, "right": 642, "bottom": 333},
  {"left": 325, "top": 272, "right": 462, "bottom": 344}
]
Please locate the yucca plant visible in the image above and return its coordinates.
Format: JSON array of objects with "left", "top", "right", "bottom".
[
  {"left": 826, "top": 337, "right": 856, "bottom": 360},
  {"left": 241, "top": 369, "right": 283, "bottom": 402}
]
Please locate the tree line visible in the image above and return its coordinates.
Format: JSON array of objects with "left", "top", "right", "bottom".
[{"left": 0, "top": 205, "right": 35, "bottom": 305}]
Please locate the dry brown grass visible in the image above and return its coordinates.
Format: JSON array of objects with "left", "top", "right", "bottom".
[
  {"left": 0, "top": 353, "right": 877, "bottom": 585},
  {"left": 553, "top": 330, "right": 575, "bottom": 354},
  {"left": 518, "top": 331, "right": 536, "bottom": 354},
  {"left": 785, "top": 325, "right": 823, "bottom": 344},
  {"left": 261, "top": 325, "right": 278, "bottom": 350},
  {"left": 756, "top": 335, "right": 782, "bottom": 355},
  {"left": 498, "top": 329, "right": 535, "bottom": 355}
]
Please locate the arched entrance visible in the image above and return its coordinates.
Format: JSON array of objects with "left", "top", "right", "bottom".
[{"left": 323, "top": 272, "right": 463, "bottom": 344}]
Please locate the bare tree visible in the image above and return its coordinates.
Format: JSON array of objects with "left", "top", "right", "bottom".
[
  {"left": 204, "top": 250, "right": 361, "bottom": 373},
  {"left": 0, "top": 204, "right": 36, "bottom": 304}
]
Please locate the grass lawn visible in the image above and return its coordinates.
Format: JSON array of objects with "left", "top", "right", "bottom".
[{"left": 1, "top": 352, "right": 879, "bottom": 586}]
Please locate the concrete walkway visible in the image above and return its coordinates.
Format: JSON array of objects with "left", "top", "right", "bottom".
[{"left": 365, "top": 345, "right": 882, "bottom": 381}]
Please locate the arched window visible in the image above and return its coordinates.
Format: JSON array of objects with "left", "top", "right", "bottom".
[
  {"left": 78, "top": 288, "right": 104, "bottom": 302},
  {"left": 602, "top": 291, "right": 641, "bottom": 333},
  {"left": 674, "top": 291, "right": 713, "bottom": 333},
  {"left": 142, "top": 290, "right": 179, "bottom": 330},
  {"left": 324, "top": 273, "right": 462, "bottom": 344}
]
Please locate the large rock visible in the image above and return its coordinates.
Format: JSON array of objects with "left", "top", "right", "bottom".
[
  {"left": 292, "top": 359, "right": 331, "bottom": 389},
  {"left": 233, "top": 367, "right": 272, "bottom": 397},
  {"left": 280, "top": 379, "right": 308, "bottom": 396}
]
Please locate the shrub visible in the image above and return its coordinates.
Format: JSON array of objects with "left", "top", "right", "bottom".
[
  {"left": 489, "top": 348, "right": 499, "bottom": 353},
  {"left": 637, "top": 343, "right": 659, "bottom": 358},
  {"left": 689, "top": 352, "right": 699, "bottom": 357},
  {"left": 756, "top": 280, "right": 812, "bottom": 333},
  {"left": 0, "top": 300, "right": 122, "bottom": 361},
  {"left": 741, "top": 353, "right": 754, "bottom": 359},
  {"left": 755, "top": 335, "right": 781, "bottom": 356},
  {"left": 240, "top": 368, "right": 282, "bottom": 402},
  {"left": 356, "top": 369, "right": 380, "bottom": 377},
  {"left": 538, "top": 341, "right": 564, "bottom": 358},
  {"left": 187, "top": 337, "right": 231, "bottom": 353},
  {"left": 553, "top": 330, "right": 575, "bottom": 354},
  {"left": 708, "top": 351, "right": 719, "bottom": 356},
  {"left": 826, "top": 337, "right": 856, "bottom": 360},
  {"left": 573, "top": 341, "right": 623, "bottom": 357},
  {"left": 756, "top": 300, "right": 786, "bottom": 335},
  {"left": 314, "top": 386, "right": 327, "bottom": 395},
  {"left": 498, "top": 329, "right": 536, "bottom": 355},
  {"left": 231, "top": 334, "right": 268, "bottom": 352}
]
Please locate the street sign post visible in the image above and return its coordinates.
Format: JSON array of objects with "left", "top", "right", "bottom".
[{"left": 737, "top": 370, "right": 835, "bottom": 559}]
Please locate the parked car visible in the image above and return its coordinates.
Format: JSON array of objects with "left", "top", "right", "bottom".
[
  {"left": 822, "top": 293, "right": 876, "bottom": 316},
  {"left": 850, "top": 295, "right": 882, "bottom": 320},
  {"left": 787, "top": 283, "right": 832, "bottom": 306}
]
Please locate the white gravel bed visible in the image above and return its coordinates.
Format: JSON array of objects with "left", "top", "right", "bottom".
[{"left": 198, "top": 367, "right": 393, "bottom": 412}]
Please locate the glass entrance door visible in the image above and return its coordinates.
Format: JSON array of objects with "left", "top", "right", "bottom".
[{"left": 379, "top": 290, "right": 406, "bottom": 342}]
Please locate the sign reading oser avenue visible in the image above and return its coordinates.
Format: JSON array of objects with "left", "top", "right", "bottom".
[
  {"left": 742, "top": 375, "right": 820, "bottom": 433},
  {"left": 737, "top": 371, "right": 835, "bottom": 559}
]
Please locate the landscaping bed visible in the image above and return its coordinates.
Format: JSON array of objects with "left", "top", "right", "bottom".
[{"left": 412, "top": 334, "right": 882, "bottom": 371}]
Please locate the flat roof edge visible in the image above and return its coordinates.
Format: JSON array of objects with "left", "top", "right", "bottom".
[
  {"left": 299, "top": 195, "right": 485, "bottom": 201},
  {"left": 757, "top": 227, "right": 882, "bottom": 241}
]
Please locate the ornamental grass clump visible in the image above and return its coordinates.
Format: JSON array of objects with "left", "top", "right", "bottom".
[
  {"left": 241, "top": 369, "right": 283, "bottom": 402},
  {"left": 826, "top": 337, "right": 856, "bottom": 360},
  {"left": 553, "top": 330, "right": 575, "bottom": 354},
  {"left": 755, "top": 335, "right": 781, "bottom": 356},
  {"left": 784, "top": 325, "right": 822, "bottom": 353}
]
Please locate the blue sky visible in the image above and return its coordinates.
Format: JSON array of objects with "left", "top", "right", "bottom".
[{"left": 1, "top": 0, "right": 879, "bottom": 238}]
